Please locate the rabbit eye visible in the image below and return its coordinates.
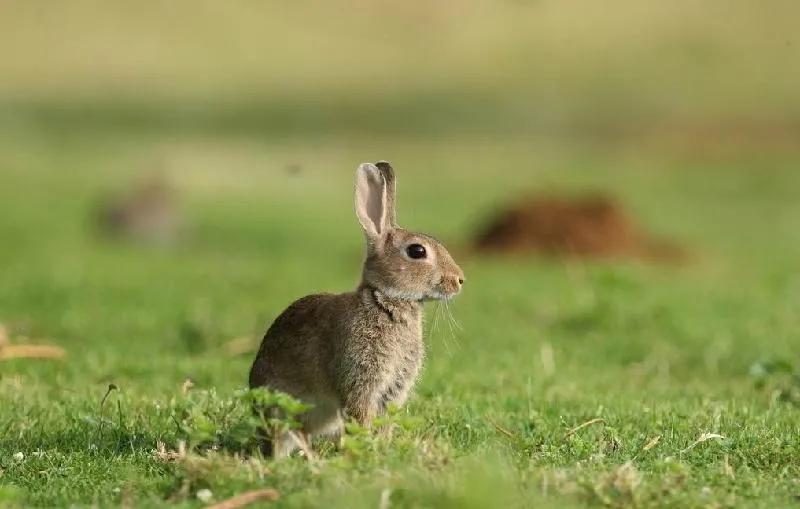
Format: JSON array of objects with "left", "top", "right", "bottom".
[{"left": 406, "top": 244, "right": 427, "bottom": 259}]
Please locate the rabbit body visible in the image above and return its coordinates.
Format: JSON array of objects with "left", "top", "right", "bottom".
[
  {"left": 249, "top": 162, "right": 463, "bottom": 458},
  {"left": 249, "top": 286, "right": 424, "bottom": 454}
]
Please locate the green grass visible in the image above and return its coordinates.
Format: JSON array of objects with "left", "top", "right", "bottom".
[{"left": 1, "top": 128, "right": 799, "bottom": 508}]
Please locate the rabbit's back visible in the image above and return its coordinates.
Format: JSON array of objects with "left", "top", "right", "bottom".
[{"left": 249, "top": 293, "right": 346, "bottom": 398}]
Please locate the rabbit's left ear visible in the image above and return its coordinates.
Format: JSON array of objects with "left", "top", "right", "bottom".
[{"left": 355, "top": 163, "right": 393, "bottom": 241}]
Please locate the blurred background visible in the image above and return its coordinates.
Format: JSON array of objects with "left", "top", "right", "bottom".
[
  {"left": 3, "top": 1, "right": 800, "bottom": 130},
  {"left": 1, "top": 0, "right": 799, "bottom": 386},
  {"left": 4, "top": 4, "right": 800, "bottom": 505}
]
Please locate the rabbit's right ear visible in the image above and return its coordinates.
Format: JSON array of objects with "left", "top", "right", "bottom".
[
  {"left": 374, "top": 161, "right": 397, "bottom": 228},
  {"left": 355, "top": 163, "right": 391, "bottom": 241}
]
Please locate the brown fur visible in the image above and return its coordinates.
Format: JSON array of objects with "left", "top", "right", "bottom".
[{"left": 248, "top": 162, "right": 464, "bottom": 458}]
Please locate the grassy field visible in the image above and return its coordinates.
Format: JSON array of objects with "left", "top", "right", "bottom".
[
  {"left": 1, "top": 130, "right": 799, "bottom": 507},
  {"left": 2, "top": 1, "right": 800, "bottom": 507}
]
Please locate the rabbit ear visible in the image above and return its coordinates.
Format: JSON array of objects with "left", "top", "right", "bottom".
[
  {"left": 374, "top": 161, "right": 397, "bottom": 228},
  {"left": 355, "top": 163, "right": 392, "bottom": 240}
]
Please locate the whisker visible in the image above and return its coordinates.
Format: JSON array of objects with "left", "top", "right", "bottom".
[
  {"left": 442, "top": 298, "right": 462, "bottom": 350},
  {"left": 433, "top": 300, "right": 454, "bottom": 354},
  {"left": 444, "top": 297, "right": 464, "bottom": 332},
  {"left": 432, "top": 300, "right": 442, "bottom": 335},
  {"left": 443, "top": 298, "right": 455, "bottom": 334}
]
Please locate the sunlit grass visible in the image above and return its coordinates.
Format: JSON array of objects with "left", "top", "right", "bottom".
[
  {"left": 1, "top": 2, "right": 799, "bottom": 505},
  {"left": 1, "top": 131, "right": 799, "bottom": 506}
]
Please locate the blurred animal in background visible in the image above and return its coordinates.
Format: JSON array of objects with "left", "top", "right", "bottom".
[
  {"left": 249, "top": 161, "right": 465, "bottom": 458},
  {"left": 95, "top": 177, "right": 182, "bottom": 245}
]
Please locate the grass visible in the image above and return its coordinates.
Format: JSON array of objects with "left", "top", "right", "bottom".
[
  {"left": 1, "top": 129, "right": 799, "bottom": 508},
  {"left": 1, "top": 1, "right": 800, "bottom": 506}
]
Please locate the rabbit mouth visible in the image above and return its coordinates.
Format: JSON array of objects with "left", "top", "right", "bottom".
[
  {"left": 428, "top": 276, "right": 463, "bottom": 301},
  {"left": 426, "top": 289, "right": 460, "bottom": 301}
]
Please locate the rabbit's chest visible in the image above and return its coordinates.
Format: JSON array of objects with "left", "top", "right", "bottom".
[{"left": 373, "top": 324, "right": 424, "bottom": 409}]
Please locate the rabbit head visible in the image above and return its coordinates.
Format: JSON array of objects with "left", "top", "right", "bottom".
[{"left": 355, "top": 161, "right": 464, "bottom": 301}]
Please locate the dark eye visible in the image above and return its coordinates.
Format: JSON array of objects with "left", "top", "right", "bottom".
[{"left": 406, "top": 243, "right": 427, "bottom": 259}]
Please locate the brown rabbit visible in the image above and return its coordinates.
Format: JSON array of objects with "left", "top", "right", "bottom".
[{"left": 249, "top": 161, "right": 464, "bottom": 458}]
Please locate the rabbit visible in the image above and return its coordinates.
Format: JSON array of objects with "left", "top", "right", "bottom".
[
  {"left": 96, "top": 177, "right": 181, "bottom": 245},
  {"left": 248, "top": 161, "right": 464, "bottom": 458}
]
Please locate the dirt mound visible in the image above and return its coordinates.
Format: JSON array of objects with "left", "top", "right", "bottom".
[{"left": 474, "top": 195, "right": 683, "bottom": 261}]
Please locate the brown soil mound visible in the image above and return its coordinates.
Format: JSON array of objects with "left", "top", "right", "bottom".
[{"left": 474, "top": 195, "right": 683, "bottom": 261}]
